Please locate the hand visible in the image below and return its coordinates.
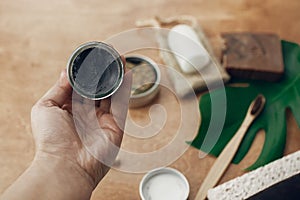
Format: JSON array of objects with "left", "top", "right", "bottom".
[{"left": 31, "top": 69, "right": 131, "bottom": 189}]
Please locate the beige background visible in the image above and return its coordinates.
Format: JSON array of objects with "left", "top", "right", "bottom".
[{"left": 0, "top": 0, "right": 300, "bottom": 199}]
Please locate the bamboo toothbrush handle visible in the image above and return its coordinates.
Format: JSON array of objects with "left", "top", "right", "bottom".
[
  {"left": 195, "top": 114, "right": 255, "bottom": 200},
  {"left": 195, "top": 95, "right": 265, "bottom": 200}
]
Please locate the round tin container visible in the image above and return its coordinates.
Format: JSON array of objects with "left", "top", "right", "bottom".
[
  {"left": 139, "top": 167, "right": 190, "bottom": 200},
  {"left": 67, "top": 41, "right": 124, "bottom": 100},
  {"left": 125, "top": 55, "right": 160, "bottom": 108}
]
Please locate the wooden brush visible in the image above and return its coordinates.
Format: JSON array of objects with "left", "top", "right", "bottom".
[{"left": 195, "top": 94, "right": 266, "bottom": 200}]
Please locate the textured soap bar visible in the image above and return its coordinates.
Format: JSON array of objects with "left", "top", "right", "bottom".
[{"left": 222, "top": 33, "right": 284, "bottom": 82}]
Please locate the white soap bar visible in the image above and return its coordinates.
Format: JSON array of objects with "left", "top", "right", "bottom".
[{"left": 168, "top": 24, "right": 210, "bottom": 74}]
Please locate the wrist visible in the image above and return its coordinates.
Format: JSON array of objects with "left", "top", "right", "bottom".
[{"left": 32, "top": 152, "right": 94, "bottom": 199}]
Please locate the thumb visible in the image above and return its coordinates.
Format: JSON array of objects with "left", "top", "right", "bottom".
[{"left": 38, "top": 70, "right": 72, "bottom": 107}]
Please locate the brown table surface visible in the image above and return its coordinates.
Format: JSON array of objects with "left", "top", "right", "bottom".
[{"left": 1, "top": 0, "right": 300, "bottom": 199}]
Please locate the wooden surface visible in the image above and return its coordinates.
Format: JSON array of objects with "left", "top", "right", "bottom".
[{"left": 0, "top": 0, "right": 300, "bottom": 199}]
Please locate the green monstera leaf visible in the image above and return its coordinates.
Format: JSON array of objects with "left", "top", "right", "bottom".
[{"left": 190, "top": 40, "right": 300, "bottom": 170}]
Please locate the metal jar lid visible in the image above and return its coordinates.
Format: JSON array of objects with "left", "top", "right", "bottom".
[{"left": 67, "top": 41, "right": 124, "bottom": 100}]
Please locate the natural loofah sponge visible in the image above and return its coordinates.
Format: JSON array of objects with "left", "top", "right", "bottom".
[{"left": 207, "top": 150, "right": 300, "bottom": 200}]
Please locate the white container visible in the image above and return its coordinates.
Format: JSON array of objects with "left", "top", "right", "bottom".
[
  {"left": 139, "top": 167, "right": 190, "bottom": 200},
  {"left": 168, "top": 24, "right": 210, "bottom": 74}
]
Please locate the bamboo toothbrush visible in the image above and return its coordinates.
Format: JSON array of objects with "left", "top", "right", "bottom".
[{"left": 195, "top": 94, "right": 266, "bottom": 200}]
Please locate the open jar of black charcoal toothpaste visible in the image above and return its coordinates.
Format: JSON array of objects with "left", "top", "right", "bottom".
[{"left": 67, "top": 41, "right": 124, "bottom": 100}]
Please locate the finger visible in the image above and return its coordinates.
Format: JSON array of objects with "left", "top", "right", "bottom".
[
  {"left": 72, "top": 91, "right": 84, "bottom": 104},
  {"left": 121, "top": 55, "right": 126, "bottom": 67},
  {"left": 121, "top": 55, "right": 131, "bottom": 74},
  {"left": 111, "top": 70, "right": 132, "bottom": 131},
  {"left": 61, "top": 91, "right": 83, "bottom": 115},
  {"left": 98, "top": 97, "right": 111, "bottom": 113},
  {"left": 61, "top": 103, "right": 72, "bottom": 114},
  {"left": 81, "top": 98, "right": 97, "bottom": 115},
  {"left": 95, "top": 100, "right": 100, "bottom": 107},
  {"left": 63, "top": 91, "right": 82, "bottom": 109},
  {"left": 82, "top": 97, "right": 96, "bottom": 106},
  {"left": 38, "top": 70, "right": 72, "bottom": 107}
]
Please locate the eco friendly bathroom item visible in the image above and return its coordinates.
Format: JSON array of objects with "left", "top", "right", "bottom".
[
  {"left": 67, "top": 41, "right": 124, "bottom": 100},
  {"left": 195, "top": 95, "right": 266, "bottom": 200},
  {"left": 125, "top": 55, "right": 160, "bottom": 108}
]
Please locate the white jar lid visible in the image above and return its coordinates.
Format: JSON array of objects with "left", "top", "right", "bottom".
[{"left": 139, "top": 167, "right": 190, "bottom": 200}]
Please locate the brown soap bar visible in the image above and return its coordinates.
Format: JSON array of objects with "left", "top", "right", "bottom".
[{"left": 222, "top": 33, "right": 284, "bottom": 82}]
